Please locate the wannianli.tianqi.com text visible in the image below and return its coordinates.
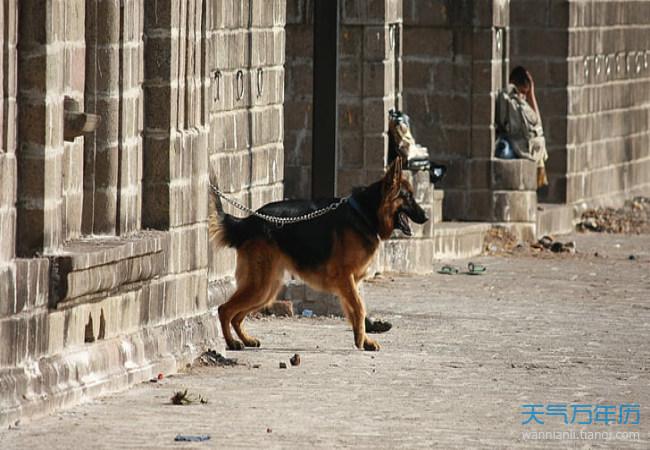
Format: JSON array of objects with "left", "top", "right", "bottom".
[{"left": 521, "top": 430, "right": 642, "bottom": 441}]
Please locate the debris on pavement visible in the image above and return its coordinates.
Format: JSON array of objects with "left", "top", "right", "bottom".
[
  {"left": 174, "top": 434, "right": 211, "bottom": 442},
  {"left": 484, "top": 227, "right": 520, "bottom": 254},
  {"left": 260, "top": 300, "right": 294, "bottom": 317},
  {"left": 171, "top": 389, "right": 209, "bottom": 405},
  {"left": 150, "top": 372, "right": 164, "bottom": 382},
  {"left": 290, "top": 353, "right": 301, "bottom": 366},
  {"left": 578, "top": 197, "right": 650, "bottom": 234},
  {"left": 531, "top": 236, "right": 576, "bottom": 254},
  {"left": 279, "top": 362, "right": 287, "bottom": 369},
  {"left": 195, "top": 349, "right": 239, "bottom": 367},
  {"left": 301, "top": 309, "right": 314, "bottom": 318}
]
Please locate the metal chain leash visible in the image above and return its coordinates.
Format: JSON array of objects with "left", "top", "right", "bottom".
[{"left": 210, "top": 184, "right": 347, "bottom": 227}]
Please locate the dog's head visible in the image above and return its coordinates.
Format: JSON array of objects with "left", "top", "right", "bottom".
[{"left": 377, "top": 159, "right": 429, "bottom": 239}]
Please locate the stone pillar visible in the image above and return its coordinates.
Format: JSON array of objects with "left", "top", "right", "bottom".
[
  {"left": 337, "top": 0, "right": 402, "bottom": 195},
  {"left": 1, "top": 1, "right": 18, "bottom": 307},
  {"left": 16, "top": 0, "right": 66, "bottom": 256},
  {"left": 0, "top": 1, "right": 18, "bottom": 265},
  {"left": 85, "top": 0, "right": 144, "bottom": 235},
  {"left": 143, "top": 0, "right": 211, "bottom": 316},
  {"left": 510, "top": 0, "right": 569, "bottom": 204},
  {"left": 283, "top": 0, "right": 314, "bottom": 198},
  {"left": 61, "top": 0, "right": 86, "bottom": 241}
]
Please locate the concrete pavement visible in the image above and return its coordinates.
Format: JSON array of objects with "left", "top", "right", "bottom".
[{"left": 1, "top": 233, "right": 649, "bottom": 449}]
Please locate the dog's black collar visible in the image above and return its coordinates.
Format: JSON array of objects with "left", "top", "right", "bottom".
[{"left": 347, "top": 196, "right": 379, "bottom": 240}]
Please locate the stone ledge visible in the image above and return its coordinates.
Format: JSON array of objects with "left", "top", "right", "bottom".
[
  {"left": 0, "top": 311, "right": 223, "bottom": 429},
  {"left": 432, "top": 222, "right": 491, "bottom": 260},
  {"left": 45, "top": 231, "right": 168, "bottom": 306},
  {"left": 536, "top": 203, "right": 575, "bottom": 238}
]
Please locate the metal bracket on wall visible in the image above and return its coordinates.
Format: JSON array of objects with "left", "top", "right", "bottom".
[
  {"left": 256, "top": 68, "right": 264, "bottom": 98},
  {"left": 236, "top": 70, "right": 244, "bottom": 101},
  {"left": 212, "top": 70, "right": 222, "bottom": 101}
]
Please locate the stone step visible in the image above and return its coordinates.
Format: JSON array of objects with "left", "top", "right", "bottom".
[
  {"left": 536, "top": 203, "right": 575, "bottom": 238},
  {"left": 432, "top": 222, "right": 491, "bottom": 260}
]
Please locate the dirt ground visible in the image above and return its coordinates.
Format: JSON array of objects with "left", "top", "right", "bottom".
[{"left": 1, "top": 233, "right": 649, "bottom": 449}]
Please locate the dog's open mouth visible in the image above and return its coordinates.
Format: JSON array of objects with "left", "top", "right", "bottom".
[{"left": 396, "top": 211, "right": 412, "bottom": 236}]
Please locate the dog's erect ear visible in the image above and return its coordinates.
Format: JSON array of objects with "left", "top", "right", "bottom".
[{"left": 382, "top": 158, "right": 403, "bottom": 197}]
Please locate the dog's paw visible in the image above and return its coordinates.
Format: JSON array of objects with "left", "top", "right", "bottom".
[
  {"left": 227, "top": 340, "right": 245, "bottom": 351},
  {"left": 243, "top": 338, "right": 261, "bottom": 348},
  {"left": 363, "top": 339, "right": 381, "bottom": 351}
]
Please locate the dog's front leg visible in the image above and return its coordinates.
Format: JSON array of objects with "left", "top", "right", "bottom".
[{"left": 338, "top": 275, "right": 380, "bottom": 351}]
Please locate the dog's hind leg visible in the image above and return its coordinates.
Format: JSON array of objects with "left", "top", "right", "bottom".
[
  {"left": 218, "top": 243, "right": 260, "bottom": 350},
  {"left": 337, "top": 274, "right": 380, "bottom": 351},
  {"left": 232, "top": 277, "right": 283, "bottom": 347},
  {"left": 218, "top": 241, "right": 281, "bottom": 350}
]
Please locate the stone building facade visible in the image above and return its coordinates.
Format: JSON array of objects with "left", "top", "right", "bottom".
[
  {"left": 402, "top": 0, "right": 650, "bottom": 237},
  {"left": 1, "top": 0, "right": 649, "bottom": 426},
  {"left": 0, "top": 0, "right": 285, "bottom": 426}
]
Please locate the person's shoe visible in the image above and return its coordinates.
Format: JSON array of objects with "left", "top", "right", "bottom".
[{"left": 365, "top": 317, "right": 392, "bottom": 334}]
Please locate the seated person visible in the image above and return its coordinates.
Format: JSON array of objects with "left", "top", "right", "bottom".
[{"left": 496, "top": 66, "right": 548, "bottom": 188}]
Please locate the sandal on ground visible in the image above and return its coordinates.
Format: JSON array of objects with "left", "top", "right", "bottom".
[
  {"left": 466, "top": 262, "right": 487, "bottom": 275},
  {"left": 437, "top": 265, "right": 459, "bottom": 275}
]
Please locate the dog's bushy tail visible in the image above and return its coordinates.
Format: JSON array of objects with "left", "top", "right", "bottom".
[{"left": 208, "top": 188, "right": 240, "bottom": 249}]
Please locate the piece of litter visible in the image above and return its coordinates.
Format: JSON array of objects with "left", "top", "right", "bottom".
[
  {"left": 171, "top": 389, "right": 208, "bottom": 405},
  {"left": 157, "top": 373, "right": 164, "bottom": 380},
  {"left": 196, "top": 349, "right": 239, "bottom": 367},
  {"left": 302, "top": 309, "right": 314, "bottom": 318},
  {"left": 174, "top": 434, "right": 210, "bottom": 442},
  {"left": 279, "top": 362, "right": 287, "bottom": 369},
  {"left": 290, "top": 354, "right": 301, "bottom": 366},
  {"left": 267, "top": 428, "right": 272, "bottom": 433}
]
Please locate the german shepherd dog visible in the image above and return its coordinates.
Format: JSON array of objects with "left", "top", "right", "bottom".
[{"left": 209, "top": 159, "right": 428, "bottom": 351}]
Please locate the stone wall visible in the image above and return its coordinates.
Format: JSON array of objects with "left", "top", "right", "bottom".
[
  {"left": 565, "top": 0, "right": 650, "bottom": 207},
  {"left": 207, "top": 0, "right": 286, "bottom": 281},
  {"left": 0, "top": 0, "right": 286, "bottom": 427},
  {"left": 510, "top": 0, "right": 650, "bottom": 208}
]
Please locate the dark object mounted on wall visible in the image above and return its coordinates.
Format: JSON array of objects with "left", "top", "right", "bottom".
[{"left": 64, "top": 96, "right": 100, "bottom": 141}]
